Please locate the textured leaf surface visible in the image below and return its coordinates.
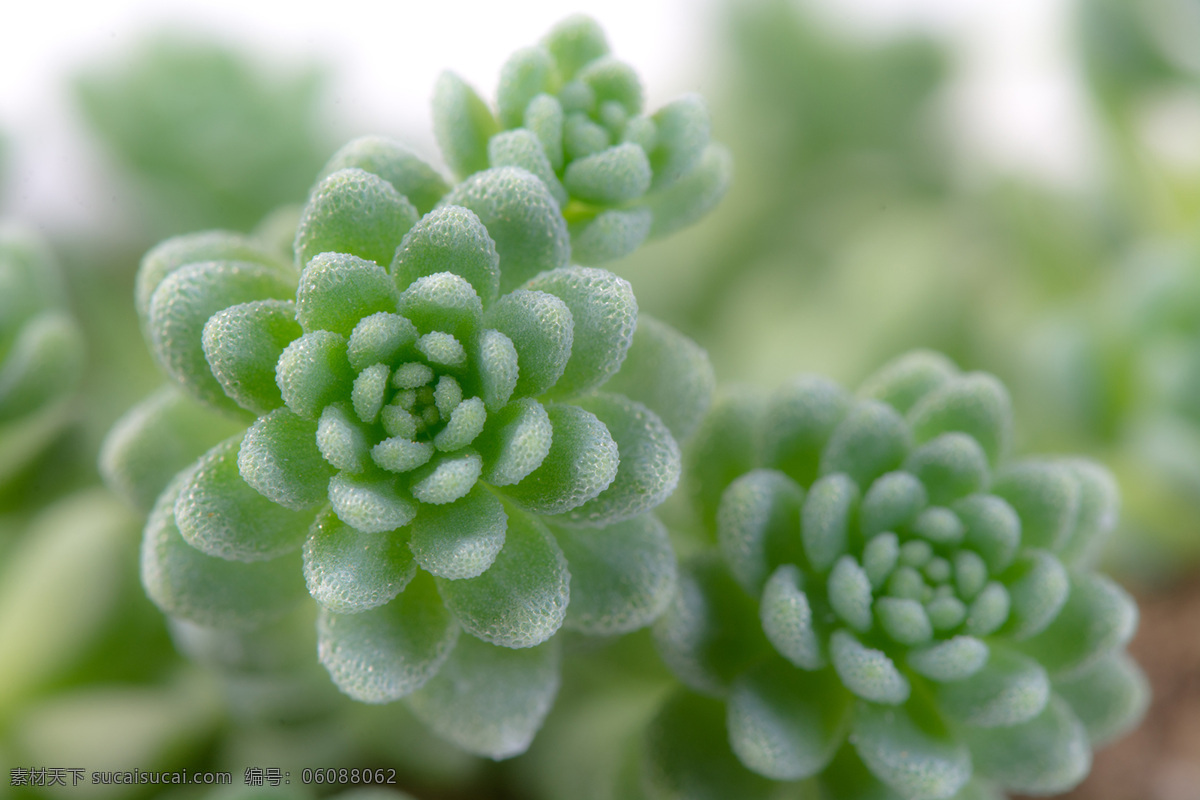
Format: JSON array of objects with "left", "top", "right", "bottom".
[
  {"left": 728, "top": 659, "right": 852, "bottom": 780},
  {"left": 1053, "top": 652, "right": 1148, "bottom": 746},
  {"left": 296, "top": 252, "right": 399, "bottom": 336},
  {"left": 409, "top": 484, "right": 507, "bottom": 580},
  {"left": 238, "top": 407, "right": 333, "bottom": 510},
  {"left": 319, "top": 135, "right": 449, "bottom": 215},
  {"left": 485, "top": 289, "right": 574, "bottom": 397},
  {"left": 174, "top": 437, "right": 313, "bottom": 561},
  {"left": 443, "top": 167, "right": 570, "bottom": 293},
  {"left": 317, "top": 571, "right": 457, "bottom": 703},
  {"left": 503, "top": 402, "right": 618, "bottom": 515},
  {"left": 432, "top": 71, "right": 499, "bottom": 179},
  {"left": 718, "top": 469, "right": 805, "bottom": 595},
  {"left": 966, "top": 695, "right": 1091, "bottom": 795},
  {"left": 525, "top": 266, "right": 637, "bottom": 397},
  {"left": 436, "top": 511, "right": 568, "bottom": 648},
  {"left": 563, "top": 393, "right": 680, "bottom": 525},
  {"left": 852, "top": 701, "right": 972, "bottom": 800},
  {"left": 601, "top": 315, "right": 715, "bottom": 442},
  {"left": 392, "top": 205, "right": 501, "bottom": 307},
  {"left": 304, "top": 507, "right": 416, "bottom": 613},
  {"left": 202, "top": 299, "right": 300, "bottom": 413},
  {"left": 294, "top": 168, "right": 419, "bottom": 269},
  {"left": 406, "top": 634, "right": 560, "bottom": 759},
  {"left": 142, "top": 473, "right": 304, "bottom": 628},
  {"left": 100, "top": 385, "right": 245, "bottom": 511},
  {"left": 552, "top": 513, "right": 676, "bottom": 635}
]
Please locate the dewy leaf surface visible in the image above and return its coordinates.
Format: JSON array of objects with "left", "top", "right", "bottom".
[{"left": 405, "top": 634, "right": 561, "bottom": 759}]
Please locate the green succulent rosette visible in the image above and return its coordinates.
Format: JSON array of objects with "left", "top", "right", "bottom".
[
  {"left": 0, "top": 226, "right": 85, "bottom": 486},
  {"left": 433, "top": 15, "right": 732, "bottom": 266},
  {"left": 102, "top": 143, "right": 713, "bottom": 759},
  {"left": 646, "top": 351, "right": 1147, "bottom": 800}
]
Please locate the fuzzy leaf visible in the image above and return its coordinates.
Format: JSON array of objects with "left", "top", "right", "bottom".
[
  {"left": 489, "top": 129, "right": 567, "bottom": 208},
  {"left": 1004, "top": 550, "right": 1070, "bottom": 640},
  {"left": 304, "top": 507, "right": 416, "bottom": 613},
  {"left": 860, "top": 471, "right": 927, "bottom": 539},
  {"left": 435, "top": 511, "right": 568, "bottom": 648},
  {"left": 601, "top": 315, "right": 715, "bottom": 442},
  {"left": 503, "top": 402, "right": 618, "bottom": 515},
  {"left": 497, "top": 45, "right": 554, "bottom": 128},
  {"left": 935, "top": 648, "right": 1050, "bottom": 728},
  {"left": 347, "top": 312, "right": 418, "bottom": 372},
  {"left": 649, "top": 94, "right": 711, "bottom": 191},
  {"left": 317, "top": 571, "right": 457, "bottom": 703},
  {"left": 1019, "top": 572, "right": 1137, "bottom": 677},
  {"left": 830, "top": 556, "right": 875, "bottom": 633},
  {"left": 903, "top": 433, "right": 989, "bottom": 506},
  {"left": 239, "top": 407, "right": 333, "bottom": 510},
  {"left": 820, "top": 400, "right": 911, "bottom": 488},
  {"left": 432, "top": 71, "right": 498, "bottom": 179},
  {"left": 763, "top": 375, "right": 851, "bottom": 487},
  {"left": 295, "top": 168, "right": 420, "bottom": 269},
  {"left": 728, "top": 659, "right": 852, "bottom": 780},
  {"left": 907, "top": 637, "right": 989, "bottom": 683},
  {"left": 544, "top": 14, "right": 609, "bottom": 80},
  {"left": 295, "top": 252, "right": 399, "bottom": 336},
  {"left": 718, "top": 469, "right": 805, "bottom": 595},
  {"left": 392, "top": 205, "right": 501, "bottom": 307},
  {"left": 562, "top": 393, "right": 680, "bottom": 525},
  {"left": 953, "top": 494, "right": 1020, "bottom": 573},
  {"left": 319, "top": 403, "right": 372, "bottom": 473},
  {"left": 852, "top": 701, "right": 972, "bottom": 800},
  {"left": 410, "top": 452, "right": 482, "bottom": 505},
  {"left": 688, "top": 390, "right": 766, "bottom": 532},
  {"left": 202, "top": 299, "right": 300, "bottom": 414},
  {"left": 569, "top": 208, "right": 653, "bottom": 266},
  {"left": 908, "top": 373, "right": 1012, "bottom": 465},
  {"left": 1057, "top": 460, "right": 1120, "bottom": 565},
  {"left": 830, "top": 630, "right": 910, "bottom": 705},
  {"left": 136, "top": 230, "right": 284, "bottom": 324},
  {"left": 563, "top": 143, "right": 651, "bottom": 204},
  {"left": 175, "top": 437, "right": 312, "bottom": 561},
  {"left": 275, "top": 330, "right": 354, "bottom": 420},
  {"left": 993, "top": 462, "right": 1082, "bottom": 553},
  {"left": 328, "top": 472, "right": 416, "bottom": 533},
  {"left": 525, "top": 93, "right": 565, "bottom": 171},
  {"left": 525, "top": 266, "right": 637, "bottom": 397},
  {"left": 319, "top": 135, "right": 449, "bottom": 215},
  {"left": 409, "top": 484, "right": 507, "bottom": 580},
  {"left": 141, "top": 473, "right": 304, "bottom": 628},
  {"left": 875, "top": 597, "right": 933, "bottom": 647},
  {"left": 476, "top": 396, "right": 553, "bottom": 487},
  {"left": 965, "top": 696, "right": 1091, "bottom": 795},
  {"left": 406, "top": 634, "right": 560, "bottom": 759},
  {"left": 552, "top": 513, "right": 676, "bottom": 635},
  {"left": 1053, "top": 652, "right": 1149, "bottom": 746},
  {"left": 443, "top": 167, "right": 570, "bottom": 293},
  {"left": 149, "top": 260, "right": 295, "bottom": 413},
  {"left": 858, "top": 350, "right": 957, "bottom": 415},
  {"left": 473, "top": 328, "right": 519, "bottom": 412},
  {"left": 646, "top": 143, "right": 732, "bottom": 238},
  {"left": 484, "top": 289, "right": 574, "bottom": 397},
  {"left": 803, "top": 473, "right": 860, "bottom": 573},
  {"left": 100, "top": 385, "right": 245, "bottom": 512},
  {"left": 760, "top": 564, "right": 824, "bottom": 670}
]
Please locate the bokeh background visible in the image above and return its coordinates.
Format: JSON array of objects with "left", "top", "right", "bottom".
[{"left": 3, "top": 0, "right": 1200, "bottom": 797}]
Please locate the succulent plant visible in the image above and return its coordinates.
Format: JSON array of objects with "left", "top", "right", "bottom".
[
  {"left": 646, "top": 351, "right": 1147, "bottom": 799},
  {"left": 432, "top": 14, "right": 731, "bottom": 265},
  {"left": 0, "top": 225, "right": 85, "bottom": 486},
  {"left": 102, "top": 128, "right": 713, "bottom": 758}
]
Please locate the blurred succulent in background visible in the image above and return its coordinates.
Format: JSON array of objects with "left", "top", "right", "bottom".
[
  {"left": 433, "top": 14, "right": 731, "bottom": 265},
  {"left": 75, "top": 34, "right": 336, "bottom": 236},
  {"left": 645, "top": 351, "right": 1146, "bottom": 799},
  {"left": 103, "top": 96, "right": 714, "bottom": 754},
  {"left": 0, "top": 226, "right": 85, "bottom": 487}
]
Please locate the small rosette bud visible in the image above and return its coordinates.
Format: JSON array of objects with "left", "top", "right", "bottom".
[
  {"left": 103, "top": 145, "right": 715, "bottom": 759},
  {"left": 432, "top": 15, "right": 732, "bottom": 265},
  {"left": 647, "top": 351, "right": 1147, "bottom": 800}
]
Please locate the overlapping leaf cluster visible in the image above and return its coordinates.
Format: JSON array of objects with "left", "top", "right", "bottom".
[
  {"left": 102, "top": 63, "right": 715, "bottom": 755},
  {"left": 433, "top": 15, "right": 731, "bottom": 266},
  {"left": 0, "top": 226, "right": 85, "bottom": 486},
  {"left": 646, "top": 351, "right": 1147, "bottom": 800}
]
